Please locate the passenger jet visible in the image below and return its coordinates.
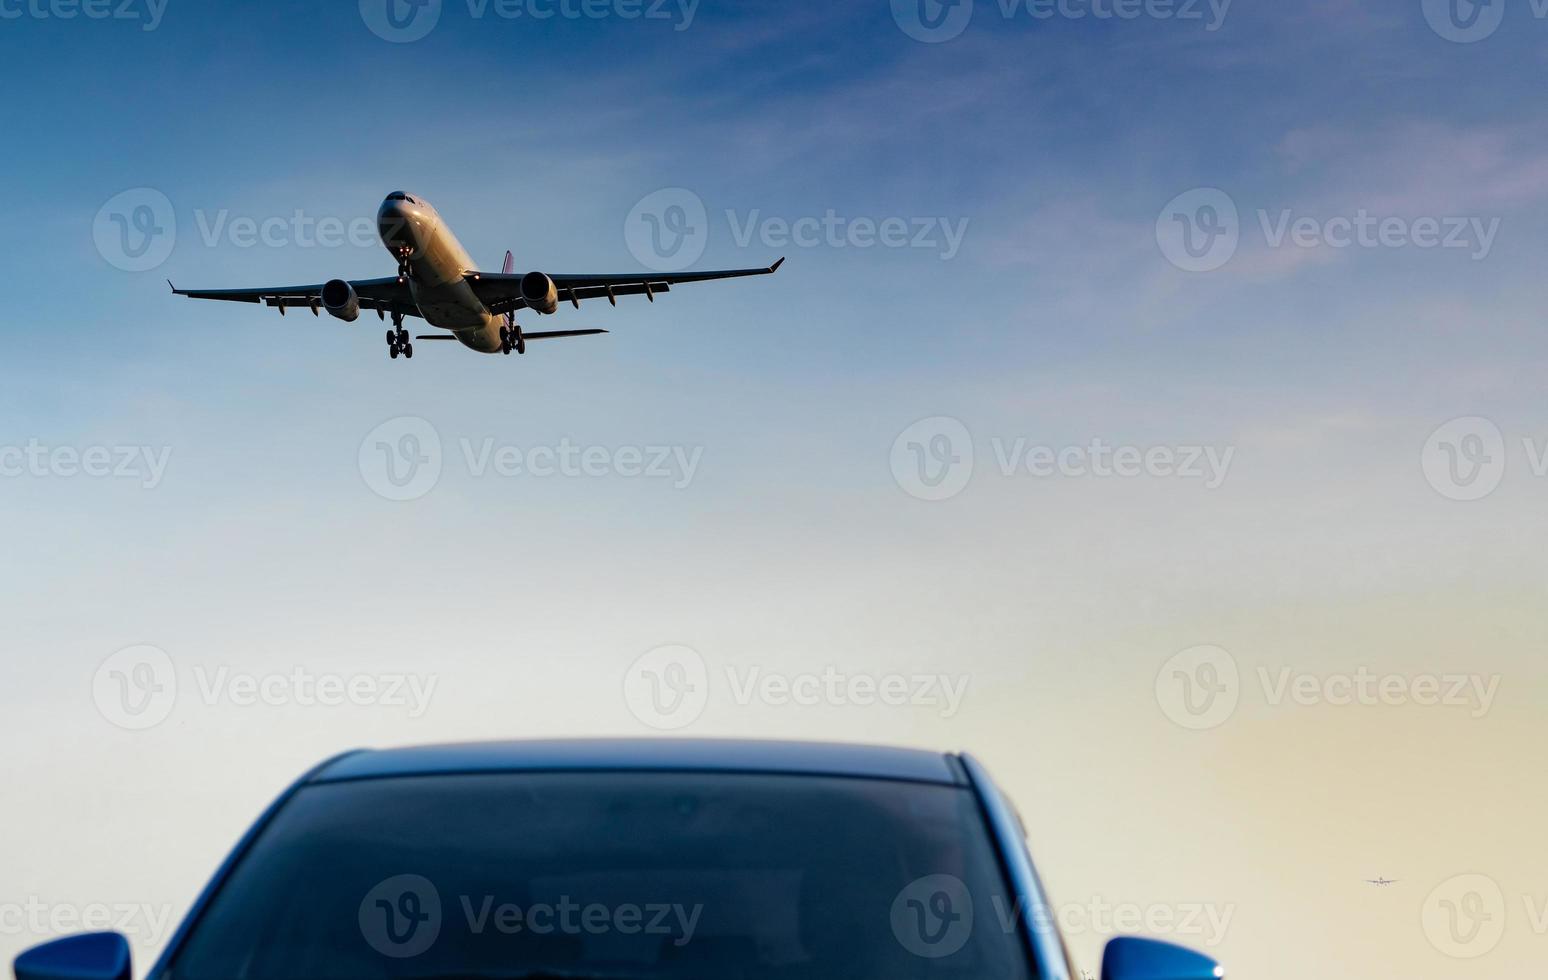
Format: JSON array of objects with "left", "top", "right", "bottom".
[{"left": 171, "top": 192, "right": 784, "bottom": 360}]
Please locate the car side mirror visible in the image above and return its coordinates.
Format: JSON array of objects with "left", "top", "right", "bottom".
[
  {"left": 14, "top": 933, "right": 131, "bottom": 980},
  {"left": 1101, "top": 936, "right": 1223, "bottom": 980}
]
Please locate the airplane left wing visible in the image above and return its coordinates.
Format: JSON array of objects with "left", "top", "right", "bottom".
[
  {"left": 170, "top": 277, "right": 418, "bottom": 318},
  {"left": 471, "top": 258, "right": 785, "bottom": 315}
]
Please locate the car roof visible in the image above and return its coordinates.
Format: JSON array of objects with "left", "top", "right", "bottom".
[{"left": 310, "top": 738, "right": 964, "bottom": 787}]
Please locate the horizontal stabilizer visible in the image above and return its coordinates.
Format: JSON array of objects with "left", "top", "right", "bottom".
[{"left": 525, "top": 329, "right": 610, "bottom": 340}]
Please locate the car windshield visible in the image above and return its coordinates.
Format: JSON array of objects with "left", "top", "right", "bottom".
[{"left": 168, "top": 771, "right": 1035, "bottom": 980}]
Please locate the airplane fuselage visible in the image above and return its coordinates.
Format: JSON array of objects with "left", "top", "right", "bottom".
[{"left": 377, "top": 192, "right": 505, "bottom": 353}]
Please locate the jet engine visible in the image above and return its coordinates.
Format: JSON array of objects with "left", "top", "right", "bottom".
[
  {"left": 321, "top": 279, "right": 360, "bottom": 322},
  {"left": 521, "top": 272, "right": 559, "bottom": 315}
]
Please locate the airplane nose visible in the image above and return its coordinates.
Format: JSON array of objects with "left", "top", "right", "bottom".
[{"left": 378, "top": 198, "right": 415, "bottom": 248}]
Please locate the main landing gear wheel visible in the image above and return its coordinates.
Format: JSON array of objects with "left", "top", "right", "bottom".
[
  {"left": 386, "top": 320, "right": 412, "bottom": 361},
  {"left": 499, "top": 324, "right": 527, "bottom": 356}
]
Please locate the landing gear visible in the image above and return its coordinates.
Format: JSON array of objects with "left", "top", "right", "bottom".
[
  {"left": 394, "top": 247, "right": 412, "bottom": 283},
  {"left": 500, "top": 324, "right": 527, "bottom": 356},
  {"left": 386, "top": 314, "right": 412, "bottom": 360}
]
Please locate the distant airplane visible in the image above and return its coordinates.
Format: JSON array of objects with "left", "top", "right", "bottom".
[
  {"left": 1365, "top": 877, "right": 1399, "bottom": 887},
  {"left": 172, "top": 191, "right": 784, "bottom": 360}
]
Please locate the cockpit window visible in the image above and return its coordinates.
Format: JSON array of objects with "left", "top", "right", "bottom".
[{"left": 386, "top": 192, "right": 416, "bottom": 204}]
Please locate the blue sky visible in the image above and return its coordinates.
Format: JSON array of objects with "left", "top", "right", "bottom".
[{"left": 4, "top": 3, "right": 1548, "bottom": 979}]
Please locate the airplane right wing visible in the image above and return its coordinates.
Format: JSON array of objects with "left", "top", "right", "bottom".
[{"left": 470, "top": 258, "right": 785, "bottom": 315}]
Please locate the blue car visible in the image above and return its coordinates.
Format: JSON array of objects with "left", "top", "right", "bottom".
[{"left": 15, "top": 740, "right": 1223, "bottom": 980}]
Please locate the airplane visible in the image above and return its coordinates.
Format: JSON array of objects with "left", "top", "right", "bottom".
[
  {"left": 171, "top": 191, "right": 784, "bottom": 360},
  {"left": 1365, "top": 878, "right": 1399, "bottom": 887}
]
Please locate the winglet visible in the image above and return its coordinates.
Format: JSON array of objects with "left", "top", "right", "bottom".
[
  {"left": 167, "top": 279, "right": 177, "bottom": 293},
  {"left": 770, "top": 257, "right": 786, "bottom": 274}
]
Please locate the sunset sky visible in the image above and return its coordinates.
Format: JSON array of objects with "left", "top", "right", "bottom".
[{"left": 2, "top": 2, "right": 1546, "bottom": 978}]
